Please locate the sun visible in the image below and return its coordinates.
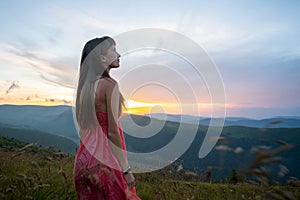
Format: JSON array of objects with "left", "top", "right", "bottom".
[{"left": 124, "top": 99, "right": 161, "bottom": 115}]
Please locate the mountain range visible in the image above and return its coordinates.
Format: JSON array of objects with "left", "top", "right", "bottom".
[
  {"left": 0, "top": 104, "right": 78, "bottom": 141},
  {"left": 148, "top": 113, "right": 300, "bottom": 128},
  {"left": 0, "top": 104, "right": 299, "bottom": 182}
]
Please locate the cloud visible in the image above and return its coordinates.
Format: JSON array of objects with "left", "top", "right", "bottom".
[
  {"left": 38, "top": 70, "right": 75, "bottom": 89},
  {"left": 63, "top": 99, "right": 71, "bottom": 105},
  {"left": 5, "top": 44, "right": 76, "bottom": 89},
  {"left": 6, "top": 81, "right": 20, "bottom": 94},
  {"left": 45, "top": 98, "right": 72, "bottom": 105},
  {"left": 46, "top": 98, "right": 55, "bottom": 102},
  {"left": 53, "top": 5, "right": 178, "bottom": 35}
]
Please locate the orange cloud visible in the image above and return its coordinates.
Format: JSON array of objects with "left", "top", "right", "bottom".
[{"left": 0, "top": 94, "right": 73, "bottom": 106}]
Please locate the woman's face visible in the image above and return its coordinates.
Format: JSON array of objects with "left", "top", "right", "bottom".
[{"left": 101, "top": 44, "right": 120, "bottom": 68}]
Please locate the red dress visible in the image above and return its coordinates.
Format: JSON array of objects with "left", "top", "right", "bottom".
[{"left": 74, "top": 109, "right": 141, "bottom": 199}]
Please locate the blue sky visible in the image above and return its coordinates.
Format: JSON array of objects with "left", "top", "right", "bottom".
[{"left": 0, "top": 0, "right": 299, "bottom": 118}]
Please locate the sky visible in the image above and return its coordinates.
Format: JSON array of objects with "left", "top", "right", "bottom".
[{"left": 0, "top": 0, "right": 300, "bottom": 118}]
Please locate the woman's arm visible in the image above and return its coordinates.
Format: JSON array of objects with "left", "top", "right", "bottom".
[
  {"left": 105, "top": 80, "right": 129, "bottom": 170},
  {"left": 105, "top": 81, "right": 135, "bottom": 189},
  {"left": 105, "top": 79, "right": 135, "bottom": 189}
]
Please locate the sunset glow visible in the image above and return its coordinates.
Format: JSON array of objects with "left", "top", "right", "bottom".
[{"left": 123, "top": 99, "right": 230, "bottom": 117}]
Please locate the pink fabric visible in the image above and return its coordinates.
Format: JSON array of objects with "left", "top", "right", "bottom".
[{"left": 74, "top": 111, "right": 141, "bottom": 200}]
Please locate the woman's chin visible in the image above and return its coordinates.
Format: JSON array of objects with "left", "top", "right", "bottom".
[{"left": 109, "top": 63, "right": 120, "bottom": 68}]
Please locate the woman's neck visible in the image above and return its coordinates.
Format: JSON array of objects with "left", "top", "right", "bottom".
[
  {"left": 101, "top": 68, "right": 111, "bottom": 78},
  {"left": 106, "top": 67, "right": 111, "bottom": 75}
]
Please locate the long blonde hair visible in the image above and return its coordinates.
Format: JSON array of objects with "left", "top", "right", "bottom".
[{"left": 75, "top": 37, "right": 116, "bottom": 132}]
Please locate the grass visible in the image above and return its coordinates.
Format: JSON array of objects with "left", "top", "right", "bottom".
[
  {"left": 136, "top": 179, "right": 266, "bottom": 200},
  {"left": 0, "top": 136, "right": 299, "bottom": 200},
  {"left": 0, "top": 151, "right": 76, "bottom": 199},
  {"left": 135, "top": 171, "right": 300, "bottom": 200}
]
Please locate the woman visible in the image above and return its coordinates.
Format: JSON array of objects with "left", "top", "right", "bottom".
[{"left": 74, "top": 36, "right": 141, "bottom": 200}]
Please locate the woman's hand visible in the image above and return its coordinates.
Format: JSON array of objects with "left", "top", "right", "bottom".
[{"left": 124, "top": 171, "right": 135, "bottom": 189}]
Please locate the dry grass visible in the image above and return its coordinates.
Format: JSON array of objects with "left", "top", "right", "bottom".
[{"left": 0, "top": 136, "right": 299, "bottom": 199}]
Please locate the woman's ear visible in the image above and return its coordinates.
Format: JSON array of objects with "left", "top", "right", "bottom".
[{"left": 100, "top": 55, "right": 107, "bottom": 63}]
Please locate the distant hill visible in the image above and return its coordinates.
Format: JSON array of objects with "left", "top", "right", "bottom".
[
  {"left": 0, "top": 104, "right": 78, "bottom": 141},
  {"left": 0, "top": 105, "right": 299, "bottom": 182},
  {"left": 1, "top": 105, "right": 299, "bottom": 138},
  {"left": 148, "top": 113, "right": 300, "bottom": 128},
  {"left": 121, "top": 114, "right": 300, "bottom": 182},
  {"left": 0, "top": 123, "right": 77, "bottom": 153}
]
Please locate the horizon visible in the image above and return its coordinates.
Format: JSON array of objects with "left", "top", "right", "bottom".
[
  {"left": 1, "top": 1, "right": 300, "bottom": 119},
  {"left": 1, "top": 103, "right": 300, "bottom": 120}
]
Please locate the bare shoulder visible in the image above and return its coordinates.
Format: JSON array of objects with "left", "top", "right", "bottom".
[{"left": 99, "top": 77, "right": 119, "bottom": 92}]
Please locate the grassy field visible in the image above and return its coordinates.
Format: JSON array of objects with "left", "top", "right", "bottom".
[{"left": 0, "top": 137, "right": 299, "bottom": 200}]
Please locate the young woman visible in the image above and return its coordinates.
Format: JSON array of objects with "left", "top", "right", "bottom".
[{"left": 74, "top": 37, "right": 141, "bottom": 200}]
